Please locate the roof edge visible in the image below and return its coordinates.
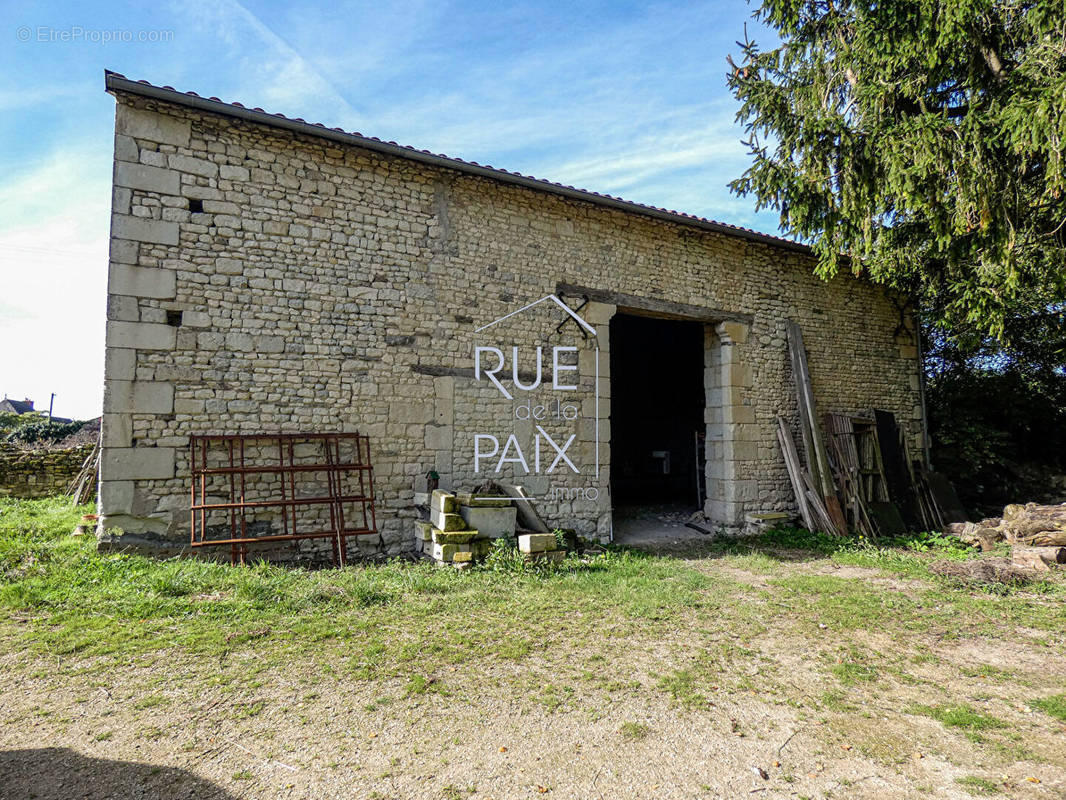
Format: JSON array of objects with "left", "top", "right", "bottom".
[{"left": 104, "top": 71, "right": 812, "bottom": 256}]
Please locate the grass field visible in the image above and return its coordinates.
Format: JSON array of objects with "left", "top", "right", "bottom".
[{"left": 1, "top": 497, "right": 1064, "bottom": 799}]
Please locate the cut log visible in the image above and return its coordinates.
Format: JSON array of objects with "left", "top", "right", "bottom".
[
  {"left": 996, "top": 502, "right": 1066, "bottom": 547},
  {"left": 974, "top": 528, "right": 1004, "bottom": 552},
  {"left": 1012, "top": 546, "right": 1066, "bottom": 572}
]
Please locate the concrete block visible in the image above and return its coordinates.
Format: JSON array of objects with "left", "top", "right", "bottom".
[
  {"left": 101, "top": 446, "right": 176, "bottom": 481},
  {"left": 111, "top": 214, "right": 179, "bottom": 246},
  {"left": 431, "top": 542, "right": 471, "bottom": 562},
  {"left": 414, "top": 521, "right": 433, "bottom": 541},
  {"left": 104, "top": 348, "right": 136, "bottom": 381},
  {"left": 106, "top": 321, "right": 176, "bottom": 351},
  {"left": 431, "top": 490, "right": 457, "bottom": 513},
  {"left": 412, "top": 492, "right": 429, "bottom": 506},
  {"left": 519, "top": 533, "right": 557, "bottom": 553},
  {"left": 431, "top": 528, "right": 479, "bottom": 544},
  {"left": 101, "top": 413, "right": 133, "bottom": 448},
  {"left": 430, "top": 507, "right": 465, "bottom": 531},
  {"left": 104, "top": 380, "right": 174, "bottom": 414},
  {"left": 455, "top": 493, "right": 512, "bottom": 508},
  {"left": 109, "top": 263, "right": 176, "bottom": 299},
  {"left": 116, "top": 105, "right": 191, "bottom": 147},
  {"left": 114, "top": 162, "right": 180, "bottom": 195},
  {"left": 459, "top": 505, "right": 517, "bottom": 538},
  {"left": 98, "top": 480, "right": 135, "bottom": 515}
]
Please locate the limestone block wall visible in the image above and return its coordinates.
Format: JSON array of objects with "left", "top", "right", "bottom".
[
  {"left": 0, "top": 444, "right": 95, "bottom": 500},
  {"left": 98, "top": 89, "right": 923, "bottom": 557}
]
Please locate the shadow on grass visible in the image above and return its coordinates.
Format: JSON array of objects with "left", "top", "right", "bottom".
[
  {"left": 613, "top": 526, "right": 844, "bottom": 562},
  {"left": 0, "top": 748, "right": 237, "bottom": 799}
]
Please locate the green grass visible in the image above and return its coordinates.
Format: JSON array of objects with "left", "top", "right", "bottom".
[
  {"left": 619, "top": 721, "right": 652, "bottom": 740},
  {"left": 0, "top": 498, "right": 734, "bottom": 676},
  {"left": 830, "top": 660, "right": 879, "bottom": 686},
  {"left": 911, "top": 703, "right": 1005, "bottom": 731},
  {"left": 1032, "top": 694, "right": 1066, "bottom": 722},
  {"left": 956, "top": 775, "right": 1002, "bottom": 795},
  {"left": 2, "top": 498, "right": 1063, "bottom": 701},
  {"left": 716, "top": 526, "right": 1005, "bottom": 581}
]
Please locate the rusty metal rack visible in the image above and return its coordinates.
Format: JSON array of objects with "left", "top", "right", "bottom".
[{"left": 189, "top": 432, "right": 377, "bottom": 565}]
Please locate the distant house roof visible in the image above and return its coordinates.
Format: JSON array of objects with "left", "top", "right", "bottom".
[
  {"left": 0, "top": 398, "right": 35, "bottom": 414},
  {"left": 104, "top": 70, "right": 812, "bottom": 256}
]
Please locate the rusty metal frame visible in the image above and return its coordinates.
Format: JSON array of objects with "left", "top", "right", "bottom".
[{"left": 189, "top": 432, "right": 377, "bottom": 565}]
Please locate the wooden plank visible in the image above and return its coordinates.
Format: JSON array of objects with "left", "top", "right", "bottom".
[
  {"left": 777, "top": 417, "right": 816, "bottom": 531},
  {"left": 786, "top": 321, "right": 846, "bottom": 535}
]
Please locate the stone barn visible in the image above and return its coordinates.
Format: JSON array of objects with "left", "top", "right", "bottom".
[{"left": 98, "top": 71, "right": 925, "bottom": 560}]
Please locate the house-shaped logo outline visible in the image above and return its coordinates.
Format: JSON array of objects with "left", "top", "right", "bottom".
[
  {"left": 470, "top": 293, "right": 602, "bottom": 483},
  {"left": 473, "top": 294, "right": 598, "bottom": 337}
]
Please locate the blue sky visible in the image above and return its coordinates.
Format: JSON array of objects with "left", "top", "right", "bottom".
[{"left": 0, "top": 0, "right": 778, "bottom": 419}]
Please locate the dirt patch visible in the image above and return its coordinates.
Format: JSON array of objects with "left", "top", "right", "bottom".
[{"left": 2, "top": 551, "right": 1065, "bottom": 799}]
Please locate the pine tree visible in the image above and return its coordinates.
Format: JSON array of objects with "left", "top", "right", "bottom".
[{"left": 728, "top": 0, "right": 1066, "bottom": 343}]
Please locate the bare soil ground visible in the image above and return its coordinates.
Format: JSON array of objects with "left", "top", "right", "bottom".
[{"left": 2, "top": 551, "right": 1064, "bottom": 800}]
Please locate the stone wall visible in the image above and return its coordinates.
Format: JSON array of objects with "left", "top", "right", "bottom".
[
  {"left": 98, "top": 89, "right": 924, "bottom": 558},
  {"left": 0, "top": 444, "right": 95, "bottom": 500}
]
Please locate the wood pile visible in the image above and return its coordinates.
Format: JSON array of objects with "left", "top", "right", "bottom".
[
  {"left": 780, "top": 322, "right": 847, "bottom": 536},
  {"left": 65, "top": 441, "right": 100, "bottom": 506},
  {"left": 946, "top": 502, "right": 1066, "bottom": 572},
  {"left": 778, "top": 320, "right": 965, "bottom": 538}
]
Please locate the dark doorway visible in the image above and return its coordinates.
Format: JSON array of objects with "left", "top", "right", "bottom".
[{"left": 609, "top": 313, "right": 706, "bottom": 508}]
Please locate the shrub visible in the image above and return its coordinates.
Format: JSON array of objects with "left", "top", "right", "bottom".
[{"left": 5, "top": 419, "right": 86, "bottom": 445}]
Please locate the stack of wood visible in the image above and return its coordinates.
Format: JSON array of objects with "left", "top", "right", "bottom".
[
  {"left": 778, "top": 320, "right": 965, "bottom": 539},
  {"left": 777, "top": 322, "right": 847, "bottom": 536},
  {"left": 65, "top": 440, "right": 100, "bottom": 505},
  {"left": 947, "top": 502, "right": 1066, "bottom": 572}
]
